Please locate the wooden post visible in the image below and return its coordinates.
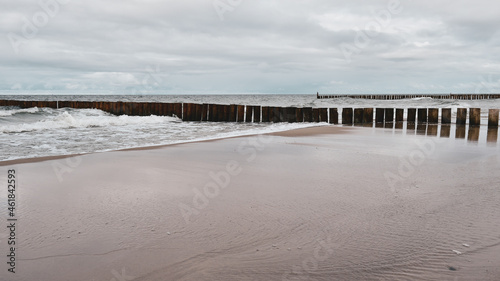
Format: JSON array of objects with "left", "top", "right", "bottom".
[
  {"left": 143, "top": 102, "right": 151, "bottom": 116},
  {"left": 48, "top": 101, "right": 57, "bottom": 109},
  {"left": 441, "top": 108, "right": 452, "bottom": 124},
  {"left": 237, "top": 105, "right": 245, "bottom": 122},
  {"left": 194, "top": 104, "right": 203, "bottom": 121},
  {"left": 303, "top": 107, "right": 312, "bottom": 122},
  {"left": 395, "top": 108, "right": 404, "bottom": 122},
  {"left": 182, "top": 103, "right": 191, "bottom": 121},
  {"left": 168, "top": 103, "right": 175, "bottom": 117},
  {"left": 216, "top": 104, "right": 223, "bottom": 121},
  {"left": 488, "top": 109, "right": 499, "bottom": 127},
  {"left": 106, "top": 102, "right": 114, "bottom": 114},
  {"left": 191, "top": 103, "right": 198, "bottom": 120},
  {"left": 216, "top": 105, "right": 226, "bottom": 122},
  {"left": 417, "top": 108, "right": 427, "bottom": 123},
  {"left": 224, "top": 104, "right": 231, "bottom": 122},
  {"left": 279, "top": 107, "right": 287, "bottom": 122},
  {"left": 245, "top": 106, "right": 253, "bottom": 122},
  {"left": 385, "top": 108, "right": 394, "bottom": 122},
  {"left": 112, "top": 102, "right": 122, "bottom": 115},
  {"left": 156, "top": 103, "right": 163, "bottom": 116},
  {"left": 152, "top": 102, "right": 159, "bottom": 116},
  {"left": 201, "top": 104, "right": 208, "bottom": 121},
  {"left": 312, "top": 108, "right": 320, "bottom": 123},
  {"left": 375, "top": 108, "right": 384, "bottom": 123},
  {"left": 159, "top": 102, "right": 167, "bottom": 117},
  {"left": 189, "top": 103, "right": 196, "bottom": 121},
  {"left": 229, "top": 104, "right": 237, "bottom": 122},
  {"left": 456, "top": 108, "right": 467, "bottom": 125},
  {"left": 173, "top": 103, "right": 182, "bottom": 119},
  {"left": 149, "top": 103, "right": 157, "bottom": 116},
  {"left": 253, "top": 106, "right": 261, "bottom": 123},
  {"left": 363, "top": 108, "right": 373, "bottom": 124},
  {"left": 118, "top": 102, "right": 126, "bottom": 116},
  {"left": 272, "top": 107, "right": 281, "bottom": 123},
  {"left": 407, "top": 108, "right": 416, "bottom": 123},
  {"left": 428, "top": 108, "right": 439, "bottom": 123},
  {"left": 213, "top": 104, "right": 220, "bottom": 121},
  {"left": 296, "top": 107, "right": 303, "bottom": 123},
  {"left": 329, "top": 108, "right": 338, "bottom": 124},
  {"left": 209, "top": 104, "right": 217, "bottom": 122},
  {"left": 268, "top": 106, "right": 275, "bottom": 122},
  {"left": 261, "top": 106, "right": 270, "bottom": 122},
  {"left": 354, "top": 108, "right": 364, "bottom": 124},
  {"left": 319, "top": 108, "right": 328, "bottom": 122},
  {"left": 287, "top": 107, "right": 297, "bottom": 123},
  {"left": 469, "top": 108, "right": 481, "bottom": 126},
  {"left": 140, "top": 102, "right": 147, "bottom": 116},
  {"left": 342, "top": 108, "right": 353, "bottom": 124},
  {"left": 161, "top": 103, "right": 169, "bottom": 116}
]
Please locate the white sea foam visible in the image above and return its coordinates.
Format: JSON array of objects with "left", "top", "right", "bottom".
[
  {"left": 0, "top": 106, "right": 40, "bottom": 116},
  {"left": 0, "top": 105, "right": 324, "bottom": 161},
  {"left": 0, "top": 109, "right": 180, "bottom": 133}
]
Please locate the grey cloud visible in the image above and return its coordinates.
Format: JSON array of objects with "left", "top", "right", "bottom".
[{"left": 1, "top": 0, "right": 500, "bottom": 94}]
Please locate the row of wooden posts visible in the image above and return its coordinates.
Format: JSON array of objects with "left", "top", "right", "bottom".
[
  {"left": 0, "top": 100, "right": 499, "bottom": 127},
  {"left": 317, "top": 94, "right": 500, "bottom": 100}
]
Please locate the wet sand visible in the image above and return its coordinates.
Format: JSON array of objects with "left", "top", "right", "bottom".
[{"left": 1, "top": 125, "right": 500, "bottom": 280}]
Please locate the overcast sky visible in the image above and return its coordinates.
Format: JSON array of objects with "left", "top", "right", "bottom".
[{"left": 2, "top": 0, "right": 500, "bottom": 95}]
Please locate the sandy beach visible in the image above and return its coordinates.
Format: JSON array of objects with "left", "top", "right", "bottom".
[{"left": 1, "top": 125, "right": 500, "bottom": 281}]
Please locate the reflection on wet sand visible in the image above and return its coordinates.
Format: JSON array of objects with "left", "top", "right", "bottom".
[
  {"left": 428, "top": 124, "right": 438, "bottom": 136},
  {"left": 456, "top": 125, "right": 466, "bottom": 139},
  {"left": 346, "top": 122, "right": 499, "bottom": 144},
  {"left": 417, "top": 123, "right": 427, "bottom": 135},
  {"left": 468, "top": 126, "right": 480, "bottom": 142},
  {"left": 440, "top": 125, "right": 450, "bottom": 138},
  {"left": 487, "top": 128, "right": 498, "bottom": 144}
]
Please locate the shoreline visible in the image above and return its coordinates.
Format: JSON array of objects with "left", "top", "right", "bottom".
[{"left": 0, "top": 124, "right": 339, "bottom": 166}]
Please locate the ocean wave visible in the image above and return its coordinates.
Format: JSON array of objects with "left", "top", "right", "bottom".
[
  {"left": 411, "top": 97, "right": 434, "bottom": 101},
  {"left": 0, "top": 106, "right": 41, "bottom": 117},
  {"left": 0, "top": 110, "right": 180, "bottom": 133}
]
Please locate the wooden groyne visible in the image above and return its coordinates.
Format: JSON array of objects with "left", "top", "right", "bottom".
[
  {"left": 0, "top": 100, "right": 499, "bottom": 127},
  {"left": 317, "top": 94, "right": 500, "bottom": 100}
]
